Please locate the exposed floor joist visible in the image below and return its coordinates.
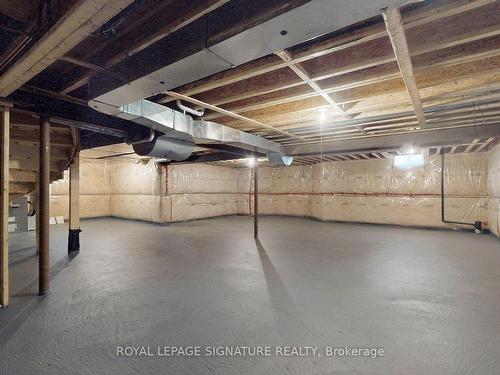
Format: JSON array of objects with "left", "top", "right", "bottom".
[
  {"left": 275, "top": 49, "right": 352, "bottom": 120},
  {"left": 0, "top": 0, "right": 135, "bottom": 96},
  {"left": 1, "top": 0, "right": 498, "bottom": 160},
  {"left": 382, "top": 7, "right": 426, "bottom": 128}
]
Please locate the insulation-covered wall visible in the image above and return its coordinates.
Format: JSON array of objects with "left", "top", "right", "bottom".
[
  {"left": 487, "top": 144, "right": 500, "bottom": 236},
  {"left": 239, "top": 152, "right": 491, "bottom": 231},
  {"left": 49, "top": 145, "right": 499, "bottom": 238},
  {"left": 110, "top": 162, "right": 168, "bottom": 222},
  {"left": 167, "top": 164, "right": 247, "bottom": 222},
  {"left": 50, "top": 160, "right": 111, "bottom": 219},
  {"left": 309, "top": 153, "right": 488, "bottom": 229},
  {"left": 101, "top": 161, "right": 247, "bottom": 223}
]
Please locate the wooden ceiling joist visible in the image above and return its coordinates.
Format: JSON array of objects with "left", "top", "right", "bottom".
[
  {"left": 475, "top": 137, "right": 495, "bottom": 152},
  {"left": 275, "top": 49, "right": 352, "bottom": 120},
  {"left": 382, "top": 7, "right": 425, "bottom": 127},
  {"left": 0, "top": 0, "right": 135, "bottom": 96},
  {"left": 59, "top": 56, "right": 104, "bottom": 72},
  {"left": 1, "top": 0, "right": 498, "bottom": 158},
  {"left": 165, "top": 0, "right": 495, "bottom": 102},
  {"left": 200, "top": 30, "right": 500, "bottom": 122},
  {"left": 58, "top": 0, "right": 231, "bottom": 95},
  {"left": 464, "top": 138, "right": 479, "bottom": 152}
]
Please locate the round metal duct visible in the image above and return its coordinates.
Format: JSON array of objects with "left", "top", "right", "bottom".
[
  {"left": 133, "top": 134, "right": 194, "bottom": 161},
  {"left": 267, "top": 152, "right": 293, "bottom": 166}
]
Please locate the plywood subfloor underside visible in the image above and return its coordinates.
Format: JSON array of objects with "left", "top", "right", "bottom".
[{"left": 1, "top": 216, "right": 499, "bottom": 374}]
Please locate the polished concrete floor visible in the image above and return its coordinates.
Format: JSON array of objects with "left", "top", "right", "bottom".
[{"left": 1, "top": 216, "right": 499, "bottom": 374}]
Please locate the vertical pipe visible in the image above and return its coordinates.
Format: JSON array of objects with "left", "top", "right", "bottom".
[
  {"left": 0, "top": 105, "right": 10, "bottom": 307},
  {"left": 440, "top": 152, "right": 445, "bottom": 223},
  {"left": 68, "top": 149, "right": 81, "bottom": 255},
  {"left": 35, "top": 190, "right": 39, "bottom": 254},
  {"left": 39, "top": 117, "right": 50, "bottom": 295},
  {"left": 253, "top": 162, "right": 259, "bottom": 239},
  {"left": 440, "top": 150, "right": 476, "bottom": 228}
]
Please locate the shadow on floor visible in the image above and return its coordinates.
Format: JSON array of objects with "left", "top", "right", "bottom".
[
  {"left": 9, "top": 253, "right": 37, "bottom": 268},
  {"left": 0, "top": 254, "right": 77, "bottom": 350},
  {"left": 255, "top": 238, "right": 307, "bottom": 336}
]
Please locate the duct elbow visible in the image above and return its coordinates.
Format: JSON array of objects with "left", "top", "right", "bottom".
[
  {"left": 132, "top": 134, "right": 194, "bottom": 161},
  {"left": 267, "top": 153, "right": 293, "bottom": 166}
]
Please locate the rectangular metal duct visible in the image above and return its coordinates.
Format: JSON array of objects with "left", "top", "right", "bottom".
[
  {"left": 118, "top": 99, "right": 285, "bottom": 156},
  {"left": 208, "top": 0, "right": 419, "bottom": 66},
  {"left": 89, "top": 0, "right": 420, "bottom": 115}
]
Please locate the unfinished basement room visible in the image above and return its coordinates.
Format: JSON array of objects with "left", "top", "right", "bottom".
[{"left": 1, "top": 0, "right": 500, "bottom": 374}]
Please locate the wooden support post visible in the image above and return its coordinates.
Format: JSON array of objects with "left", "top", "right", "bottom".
[
  {"left": 38, "top": 117, "right": 50, "bottom": 295},
  {"left": 253, "top": 162, "right": 259, "bottom": 239},
  {"left": 0, "top": 102, "right": 11, "bottom": 307},
  {"left": 35, "top": 191, "right": 39, "bottom": 254},
  {"left": 68, "top": 149, "right": 81, "bottom": 255}
]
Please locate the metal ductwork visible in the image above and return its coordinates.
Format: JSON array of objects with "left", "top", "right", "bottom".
[
  {"left": 116, "top": 99, "right": 291, "bottom": 164},
  {"left": 89, "top": 0, "right": 419, "bottom": 114},
  {"left": 89, "top": 0, "right": 419, "bottom": 163},
  {"left": 133, "top": 135, "right": 194, "bottom": 161},
  {"left": 267, "top": 153, "right": 293, "bottom": 166}
]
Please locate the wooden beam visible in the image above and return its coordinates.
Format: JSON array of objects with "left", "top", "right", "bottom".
[
  {"left": 275, "top": 50, "right": 351, "bottom": 120},
  {"left": 38, "top": 117, "right": 50, "bottom": 295},
  {"left": 0, "top": 0, "right": 135, "bottom": 96},
  {"left": 0, "top": 104, "right": 11, "bottom": 307},
  {"left": 58, "top": 56, "right": 104, "bottom": 72},
  {"left": 383, "top": 7, "right": 426, "bottom": 128},
  {"left": 165, "top": 91, "right": 306, "bottom": 141},
  {"left": 464, "top": 138, "right": 479, "bottom": 152}
]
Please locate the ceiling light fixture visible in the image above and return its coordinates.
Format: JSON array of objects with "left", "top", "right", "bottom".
[{"left": 318, "top": 108, "right": 327, "bottom": 122}]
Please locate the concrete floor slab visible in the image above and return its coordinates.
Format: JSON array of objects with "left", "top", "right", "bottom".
[{"left": 1, "top": 216, "right": 499, "bottom": 374}]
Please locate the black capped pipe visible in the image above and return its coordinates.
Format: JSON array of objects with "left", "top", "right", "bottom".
[{"left": 440, "top": 151, "right": 482, "bottom": 231}]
